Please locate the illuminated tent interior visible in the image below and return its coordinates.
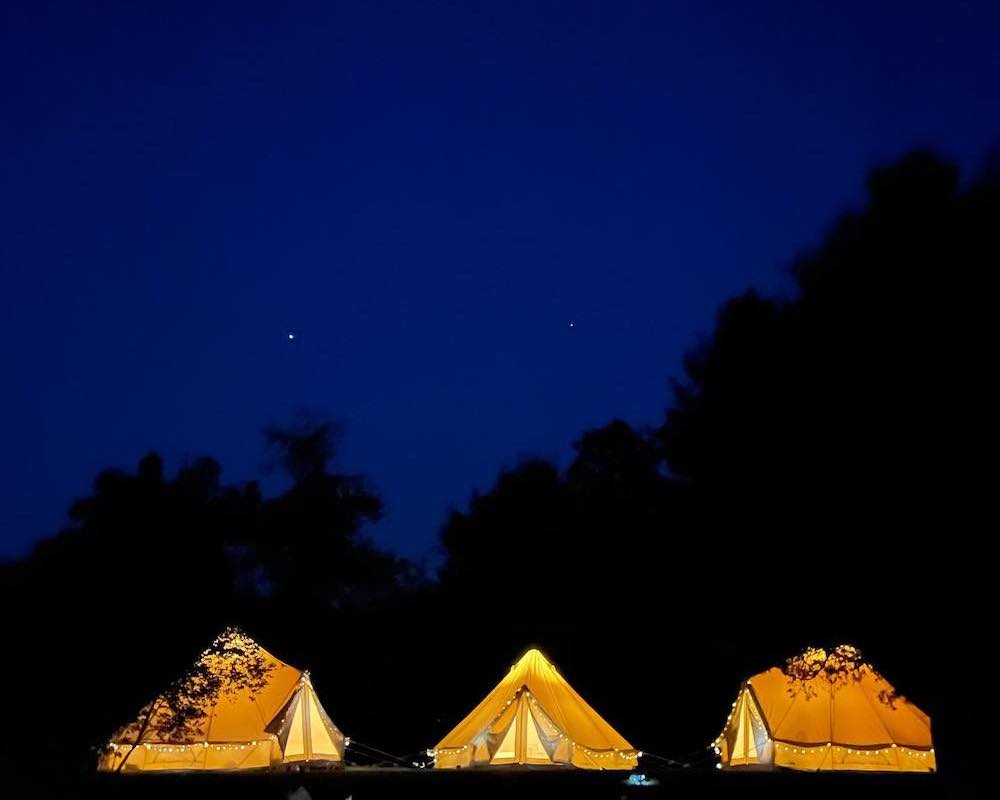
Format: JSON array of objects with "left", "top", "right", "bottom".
[
  {"left": 713, "top": 646, "right": 935, "bottom": 773},
  {"left": 429, "top": 648, "right": 638, "bottom": 770},
  {"left": 99, "top": 632, "right": 345, "bottom": 772}
]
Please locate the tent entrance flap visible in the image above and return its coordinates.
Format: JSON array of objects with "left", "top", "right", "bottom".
[
  {"left": 491, "top": 712, "right": 518, "bottom": 762},
  {"left": 524, "top": 702, "right": 551, "bottom": 761},
  {"left": 726, "top": 688, "right": 771, "bottom": 767},
  {"left": 486, "top": 691, "right": 566, "bottom": 765},
  {"left": 267, "top": 676, "right": 345, "bottom": 764}
]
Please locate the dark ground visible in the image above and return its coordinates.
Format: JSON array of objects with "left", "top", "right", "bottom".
[{"left": 19, "top": 766, "right": 953, "bottom": 800}]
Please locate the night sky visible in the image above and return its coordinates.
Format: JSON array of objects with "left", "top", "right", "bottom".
[{"left": 2, "top": 1, "right": 997, "bottom": 560}]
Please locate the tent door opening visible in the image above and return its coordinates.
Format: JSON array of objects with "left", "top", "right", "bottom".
[
  {"left": 727, "top": 688, "right": 772, "bottom": 767},
  {"left": 489, "top": 692, "right": 562, "bottom": 765}
]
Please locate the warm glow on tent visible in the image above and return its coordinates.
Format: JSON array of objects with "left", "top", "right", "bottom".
[
  {"left": 430, "top": 648, "right": 638, "bottom": 770},
  {"left": 98, "top": 632, "right": 345, "bottom": 772},
  {"left": 713, "top": 646, "right": 935, "bottom": 773}
]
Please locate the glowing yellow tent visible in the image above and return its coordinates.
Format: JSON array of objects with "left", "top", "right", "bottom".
[
  {"left": 713, "top": 646, "right": 935, "bottom": 773},
  {"left": 429, "top": 648, "right": 638, "bottom": 770},
  {"left": 99, "top": 632, "right": 345, "bottom": 772}
]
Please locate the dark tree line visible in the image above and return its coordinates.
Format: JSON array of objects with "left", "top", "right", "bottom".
[
  {"left": 0, "top": 418, "right": 412, "bottom": 779},
  {"left": 0, "top": 151, "right": 991, "bottom": 793},
  {"left": 437, "top": 153, "right": 991, "bottom": 628}
]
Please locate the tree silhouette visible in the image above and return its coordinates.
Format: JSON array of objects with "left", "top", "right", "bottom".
[
  {"left": 783, "top": 645, "right": 902, "bottom": 708},
  {"left": 0, "top": 149, "right": 991, "bottom": 793},
  {"left": 263, "top": 416, "right": 344, "bottom": 484},
  {"left": 437, "top": 420, "right": 679, "bottom": 613},
  {"left": 657, "top": 150, "right": 995, "bottom": 605},
  {"left": 247, "top": 415, "right": 403, "bottom": 609},
  {"left": 0, "top": 417, "right": 411, "bottom": 782}
]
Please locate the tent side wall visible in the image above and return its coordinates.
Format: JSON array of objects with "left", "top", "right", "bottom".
[
  {"left": 570, "top": 747, "right": 638, "bottom": 769},
  {"left": 433, "top": 743, "right": 638, "bottom": 770},
  {"left": 99, "top": 740, "right": 280, "bottom": 772},
  {"left": 772, "top": 742, "right": 936, "bottom": 772},
  {"left": 716, "top": 686, "right": 773, "bottom": 770}
]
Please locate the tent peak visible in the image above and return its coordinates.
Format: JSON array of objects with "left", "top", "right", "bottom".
[
  {"left": 514, "top": 647, "right": 549, "bottom": 664},
  {"left": 511, "top": 648, "right": 558, "bottom": 674},
  {"left": 199, "top": 628, "right": 273, "bottom": 663}
]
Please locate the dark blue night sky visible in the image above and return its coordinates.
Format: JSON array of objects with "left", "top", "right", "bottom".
[{"left": 2, "top": 1, "right": 997, "bottom": 559}]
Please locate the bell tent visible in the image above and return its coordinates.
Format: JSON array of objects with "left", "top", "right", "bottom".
[
  {"left": 429, "top": 648, "right": 638, "bottom": 770},
  {"left": 713, "top": 645, "right": 935, "bottom": 773},
  {"left": 99, "top": 630, "right": 345, "bottom": 772}
]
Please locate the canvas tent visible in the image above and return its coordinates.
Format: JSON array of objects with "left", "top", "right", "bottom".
[
  {"left": 713, "top": 646, "right": 935, "bottom": 772},
  {"left": 99, "top": 631, "right": 345, "bottom": 772},
  {"left": 430, "top": 648, "right": 638, "bottom": 770}
]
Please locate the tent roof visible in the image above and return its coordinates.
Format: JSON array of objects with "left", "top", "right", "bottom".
[
  {"left": 434, "top": 648, "right": 634, "bottom": 753},
  {"left": 112, "top": 633, "right": 303, "bottom": 745},
  {"left": 747, "top": 665, "right": 932, "bottom": 749}
]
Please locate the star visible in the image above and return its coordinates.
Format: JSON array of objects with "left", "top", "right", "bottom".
[{"left": 287, "top": 333, "right": 296, "bottom": 340}]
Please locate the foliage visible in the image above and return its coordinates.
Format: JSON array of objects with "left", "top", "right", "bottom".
[
  {"left": 784, "top": 645, "right": 901, "bottom": 708},
  {"left": 263, "top": 414, "right": 344, "bottom": 484},
  {"left": 144, "top": 627, "right": 275, "bottom": 742}
]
